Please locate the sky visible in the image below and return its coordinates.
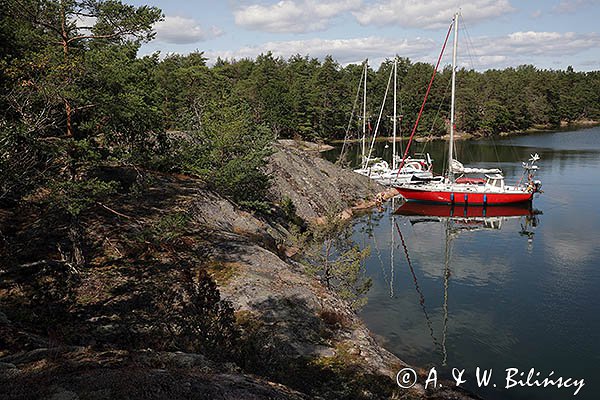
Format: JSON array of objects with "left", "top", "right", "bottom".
[{"left": 124, "top": 0, "right": 600, "bottom": 71}]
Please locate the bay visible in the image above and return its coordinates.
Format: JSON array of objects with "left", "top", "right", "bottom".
[{"left": 339, "top": 126, "right": 600, "bottom": 400}]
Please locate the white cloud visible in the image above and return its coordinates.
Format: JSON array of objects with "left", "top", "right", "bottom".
[
  {"left": 70, "top": 15, "right": 96, "bottom": 36},
  {"left": 205, "top": 36, "right": 435, "bottom": 66},
  {"left": 354, "top": 0, "right": 515, "bottom": 29},
  {"left": 463, "top": 31, "right": 600, "bottom": 69},
  {"left": 406, "top": 221, "right": 514, "bottom": 286},
  {"left": 74, "top": 15, "right": 97, "bottom": 29},
  {"left": 234, "top": 0, "right": 362, "bottom": 33},
  {"left": 154, "top": 16, "right": 223, "bottom": 44},
  {"left": 204, "top": 30, "right": 598, "bottom": 70},
  {"left": 477, "top": 55, "right": 507, "bottom": 65},
  {"left": 478, "top": 31, "right": 599, "bottom": 56}
]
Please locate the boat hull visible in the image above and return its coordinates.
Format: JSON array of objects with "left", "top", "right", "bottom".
[
  {"left": 395, "top": 186, "right": 533, "bottom": 205},
  {"left": 395, "top": 202, "right": 533, "bottom": 218}
]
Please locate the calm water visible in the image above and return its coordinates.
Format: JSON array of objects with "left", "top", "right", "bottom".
[{"left": 343, "top": 127, "right": 600, "bottom": 400}]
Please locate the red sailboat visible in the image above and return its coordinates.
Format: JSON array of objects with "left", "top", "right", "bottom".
[{"left": 395, "top": 13, "right": 542, "bottom": 205}]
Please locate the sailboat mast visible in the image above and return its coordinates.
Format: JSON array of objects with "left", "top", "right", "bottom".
[
  {"left": 448, "top": 13, "right": 459, "bottom": 181},
  {"left": 390, "top": 207, "right": 395, "bottom": 298},
  {"left": 392, "top": 59, "right": 397, "bottom": 170},
  {"left": 362, "top": 60, "right": 368, "bottom": 169}
]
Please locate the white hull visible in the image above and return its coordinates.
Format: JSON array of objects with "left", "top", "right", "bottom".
[
  {"left": 354, "top": 159, "right": 434, "bottom": 186},
  {"left": 376, "top": 170, "right": 433, "bottom": 186}
]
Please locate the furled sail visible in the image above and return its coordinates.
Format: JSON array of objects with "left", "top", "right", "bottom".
[{"left": 451, "top": 159, "right": 502, "bottom": 174}]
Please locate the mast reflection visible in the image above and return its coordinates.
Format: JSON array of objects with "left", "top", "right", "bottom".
[{"left": 390, "top": 201, "right": 542, "bottom": 365}]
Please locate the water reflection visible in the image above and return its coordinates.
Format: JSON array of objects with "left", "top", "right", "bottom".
[
  {"left": 352, "top": 127, "right": 600, "bottom": 400},
  {"left": 389, "top": 201, "right": 541, "bottom": 365}
]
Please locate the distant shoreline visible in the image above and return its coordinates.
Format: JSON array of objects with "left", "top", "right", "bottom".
[{"left": 330, "top": 119, "right": 600, "bottom": 144}]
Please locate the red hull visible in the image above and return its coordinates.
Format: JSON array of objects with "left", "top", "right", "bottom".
[
  {"left": 395, "top": 202, "right": 533, "bottom": 218},
  {"left": 395, "top": 187, "right": 533, "bottom": 205}
]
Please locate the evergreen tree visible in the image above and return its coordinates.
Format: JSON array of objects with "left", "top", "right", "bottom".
[{"left": 2, "top": 0, "right": 162, "bottom": 266}]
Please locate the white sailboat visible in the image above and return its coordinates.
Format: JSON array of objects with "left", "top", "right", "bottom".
[{"left": 352, "top": 59, "right": 434, "bottom": 185}]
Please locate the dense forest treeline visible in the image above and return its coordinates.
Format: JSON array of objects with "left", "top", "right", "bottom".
[{"left": 159, "top": 53, "right": 600, "bottom": 140}]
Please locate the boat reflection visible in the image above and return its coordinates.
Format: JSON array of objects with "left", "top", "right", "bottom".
[
  {"left": 394, "top": 201, "right": 537, "bottom": 218},
  {"left": 395, "top": 201, "right": 541, "bottom": 242},
  {"left": 389, "top": 201, "right": 542, "bottom": 365}
]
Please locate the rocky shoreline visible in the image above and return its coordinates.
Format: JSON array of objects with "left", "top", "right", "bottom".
[{"left": 0, "top": 140, "right": 478, "bottom": 400}]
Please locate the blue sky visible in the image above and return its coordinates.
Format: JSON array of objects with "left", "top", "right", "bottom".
[{"left": 124, "top": 0, "right": 600, "bottom": 70}]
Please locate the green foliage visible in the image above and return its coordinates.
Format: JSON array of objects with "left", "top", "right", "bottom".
[
  {"left": 302, "top": 215, "right": 372, "bottom": 310},
  {"left": 77, "top": 44, "right": 166, "bottom": 163},
  {"left": 480, "top": 100, "right": 511, "bottom": 135},
  {"left": 2, "top": 3, "right": 599, "bottom": 394},
  {"left": 280, "top": 195, "right": 304, "bottom": 226},
  {"left": 177, "top": 99, "right": 275, "bottom": 210},
  {"left": 0, "top": 122, "right": 47, "bottom": 201},
  {"left": 325, "top": 245, "right": 372, "bottom": 309},
  {"left": 48, "top": 178, "right": 118, "bottom": 217},
  {"left": 164, "top": 55, "right": 597, "bottom": 142},
  {"left": 0, "top": 1, "right": 166, "bottom": 268},
  {"left": 136, "top": 211, "right": 191, "bottom": 246},
  {"left": 154, "top": 51, "right": 212, "bottom": 130},
  {"left": 2, "top": 3, "right": 600, "bottom": 211}
]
